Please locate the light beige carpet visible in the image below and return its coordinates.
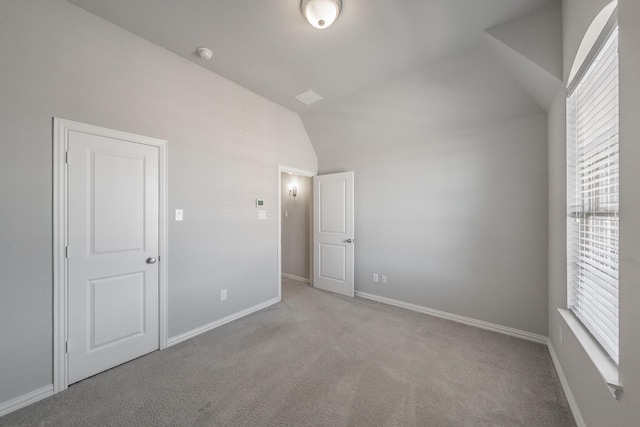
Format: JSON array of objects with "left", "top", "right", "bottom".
[{"left": 1, "top": 278, "right": 575, "bottom": 426}]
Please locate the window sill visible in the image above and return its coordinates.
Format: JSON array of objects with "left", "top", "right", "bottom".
[{"left": 558, "top": 309, "right": 622, "bottom": 400}]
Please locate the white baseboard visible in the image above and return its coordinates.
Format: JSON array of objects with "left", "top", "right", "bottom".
[
  {"left": 354, "top": 291, "right": 547, "bottom": 344},
  {"left": 281, "top": 273, "right": 310, "bottom": 284},
  {"left": 547, "top": 340, "right": 586, "bottom": 427},
  {"left": 167, "top": 297, "right": 281, "bottom": 347},
  {"left": 0, "top": 384, "right": 54, "bottom": 417}
]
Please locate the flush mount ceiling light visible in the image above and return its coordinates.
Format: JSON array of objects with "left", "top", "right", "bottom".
[{"left": 301, "top": 0, "right": 343, "bottom": 29}]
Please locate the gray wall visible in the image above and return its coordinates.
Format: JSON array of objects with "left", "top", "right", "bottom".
[
  {"left": 547, "top": 0, "right": 640, "bottom": 424},
  {"left": 305, "top": 45, "right": 549, "bottom": 336},
  {"left": 0, "top": 0, "right": 317, "bottom": 404},
  {"left": 281, "top": 174, "right": 312, "bottom": 280}
]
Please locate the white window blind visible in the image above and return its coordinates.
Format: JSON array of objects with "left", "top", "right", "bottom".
[{"left": 567, "top": 26, "right": 619, "bottom": 364}]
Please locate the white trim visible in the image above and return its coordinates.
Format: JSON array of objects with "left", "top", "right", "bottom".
[
  {"left": 53, "top": 119, "right": 67, "bottom": 394},
  {"left": 558, "top": 309, "right": 621, "bottom": 398},
  {"left": 167, "top": 297, "right": 280, "bottom": 347},
  {"left": 282, "top": 273, "right": 311, "bottom": 284},
  {"left": 0, "top": 385, "right": 54, "bottom": 417},
  {"left": 277, "top": 165, "right": 316, "bottom": 301},
  {"left": 547, "top": 340, "right": 587, "bottom": 427},
  {"left": 53, "top": 118, "right": 168, "bottom": 394},
  {"left": 158, "top": 133, "right": 169, "bottom": 351},
  {"left": 355, "top": 291, "right": 547, "bottom": 344}
]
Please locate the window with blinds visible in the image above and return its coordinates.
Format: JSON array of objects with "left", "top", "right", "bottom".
[{"left": 567, "top": 25, "right": 619, "bottom": 364}]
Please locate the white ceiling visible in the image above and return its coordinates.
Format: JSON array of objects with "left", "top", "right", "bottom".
[{"left": 66, "top": 0, "right": 551, "bottom": 114}]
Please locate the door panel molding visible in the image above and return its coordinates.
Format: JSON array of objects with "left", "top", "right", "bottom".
[{"left": 53, "top": 118, "right": 168, "bottom": 393}]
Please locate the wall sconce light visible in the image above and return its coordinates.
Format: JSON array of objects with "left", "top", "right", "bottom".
[
  {"left": 288, "top": 183, "right": 298, "bottom": 199},
  {"left": 301, "top": 0, "right": 343, "bottom": 29}
]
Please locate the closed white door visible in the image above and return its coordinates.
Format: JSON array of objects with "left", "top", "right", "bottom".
[
  {"left": 313, "top": 172, "right": 355, "bottom": 297},
  {"left": 67, "top": 130, "right": 159, "bottom": 384}
]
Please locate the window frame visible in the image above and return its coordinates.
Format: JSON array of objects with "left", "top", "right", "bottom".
[{"left": 564, "top": 8, "right": 621, "bottom": 399}]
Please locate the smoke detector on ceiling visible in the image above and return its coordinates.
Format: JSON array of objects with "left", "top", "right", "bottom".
[
  {"left": 295, "top": 90, "right": 324, "bottom": 105},
  {"left": 196, "top": 47, "right": 213, "bottom": 60}
]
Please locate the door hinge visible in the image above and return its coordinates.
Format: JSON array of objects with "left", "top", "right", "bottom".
[
  {"left": 65, "top": 246, "right": 68, "bottom": 259},
  {"left": 65, "top": 151, "right": 69, "bottom": 164},
  {"left": 65, "top": 341, "right": 69, "bottom": 353}
]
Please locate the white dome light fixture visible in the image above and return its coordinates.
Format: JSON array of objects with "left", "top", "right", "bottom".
[{"left": 301, "top": 0, "right": 342, "bottom": 30}]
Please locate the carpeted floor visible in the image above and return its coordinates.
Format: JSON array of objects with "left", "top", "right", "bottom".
[{"left": 1, "top": 278, "right": 575, "bottom": 426}]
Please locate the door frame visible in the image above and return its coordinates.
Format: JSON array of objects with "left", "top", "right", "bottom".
[
  {"left": 277, "top": 165, "right": 316, "bottom": 299},
  {"left": 53, "top": 118, "right": 168, "bottom": 393}
]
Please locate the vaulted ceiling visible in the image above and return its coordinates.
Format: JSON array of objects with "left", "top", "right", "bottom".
[
  {"left": 66, "top": 0, "right": 551, "bottom": 111},
  {"left": 66, "top": 0, "right": 560, "bottom": 163}
]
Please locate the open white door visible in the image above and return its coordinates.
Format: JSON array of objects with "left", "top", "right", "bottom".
[{"left": 313, "top": 172, "right": 355, "bottom": 297}]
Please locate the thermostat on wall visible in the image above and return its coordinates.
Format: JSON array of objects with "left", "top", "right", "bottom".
[{"left": 256, "top": 199, "right": 265, "bottom": 207}]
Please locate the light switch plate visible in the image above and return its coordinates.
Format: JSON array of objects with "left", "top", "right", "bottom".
[
  {"left": 175, "top": 209, "right": 184, "bottom": 221},
  {"left": 258, "top": 210, "right": 266, "bottom": 220}
]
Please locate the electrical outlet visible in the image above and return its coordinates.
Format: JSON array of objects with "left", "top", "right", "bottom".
[
  {"left": 221, "top": 289, "right": 227, "bottom": 301},
  {"left": 373, "top": 273, "right": 379, "bottom": 283},
  {"left": 381, "top": 275, "right": 387, "bottom": 284}
]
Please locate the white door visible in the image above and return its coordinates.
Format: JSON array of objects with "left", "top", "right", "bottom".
[
  {"left": 313, "top": 172, "right": 355, "bottom": 297},
  {"left": 67, "top": 130, "right": 160, "bottom": 384}
]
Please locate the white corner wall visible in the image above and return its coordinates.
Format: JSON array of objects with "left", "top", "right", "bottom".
[{"left": 0, "top": 0, "right": 317, "bottom": 406}]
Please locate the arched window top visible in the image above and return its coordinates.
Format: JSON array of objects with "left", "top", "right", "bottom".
[{"left": 567, "top": 0, "right": 617, "bottom": 92}]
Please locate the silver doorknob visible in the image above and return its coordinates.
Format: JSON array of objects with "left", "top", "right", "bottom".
[
  {"left": 345, "top": 239, "right": 354, "bottom": 243},
  {"left": 146, "top": 257, "right": 157, "bottom": 264}
]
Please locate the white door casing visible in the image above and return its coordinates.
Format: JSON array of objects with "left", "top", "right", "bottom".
[
  {"left": 313, "top": 172, "right": 355, "bottom": 297},
  {"left": 53, "top": 119, "right": 168, "bottom": 392}
]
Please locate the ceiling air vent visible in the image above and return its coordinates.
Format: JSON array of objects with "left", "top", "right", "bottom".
[{"left": 295, "top": 90, "right": 323, "bottom": 105}]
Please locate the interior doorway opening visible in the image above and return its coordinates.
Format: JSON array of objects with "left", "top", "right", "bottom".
[
  {"left": 277, "top": 166, "right": 315, "bottom": 298},
  {"left": 281, "top": 172, "right": 312, "bottom": 283}
]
